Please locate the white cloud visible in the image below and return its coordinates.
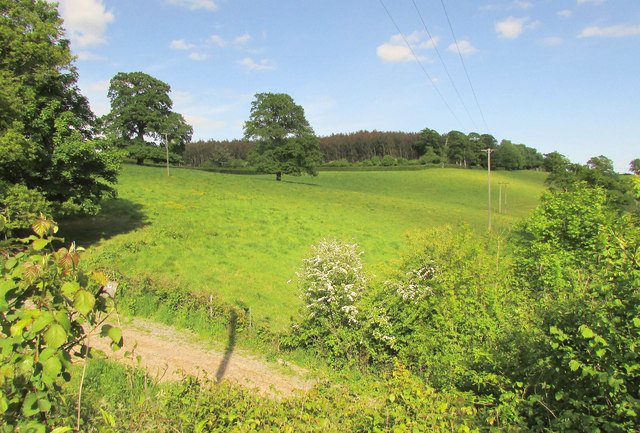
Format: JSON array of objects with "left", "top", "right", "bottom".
[
  {"left": 76, "top": 51, "right": 107, "bottom": 61},
  {"left": 234, "top": 33, "right": 252, "bottom": 45},
  {"left": 513, "top": 0, "right": 533, "bottom": 8},
  {"left": 171, "top": 91, "right": 194, "bottom": 105},
  {"left": 376, "top": 31, "right": 437, "bottom": 63},
  {"left": 209, "top": 34, "right": 227, "bottom": 47},
  {"left": 183, "top": 114, "right": 226, "bottom": 130},
  {"left": 89, "top": 80, "right": 110, "bottom": 92},
  {"left": 166, "top": 0, "right": 217, "bottom": 11},
  {"left": 170, "top": 39, "right": 196, "bottom": 50},
  {"left": 189, "top": 52, "right": 208, "bottom": 61},
  {"left": 56, "top": 0, "right": 114, "bottom": 48},
  {"left": 557, "top": 9, "right": 572, "bottom": 17},
  {"left": 495, "top": 16, "right": 537, "bottom": 39},
  {"left": 577, "top": 0, "right": 606, "bottom": 4},
  {"left": 447, "top": 40, "right": 478, "bottom": 55},
  {"left": 480, "top": 1, "right": 533, "bottom": 11},
  {"left": 238, "top": 57, "right": 276, "bottom": 71},
  {"left": 541, "top": 36, "right": 564, "bottom": 45},
  {"left": 578, "top": 24, "right": 640, "bottom": 38}
]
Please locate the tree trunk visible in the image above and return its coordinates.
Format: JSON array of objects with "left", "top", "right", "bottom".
[
  {"left": 136, "top": 158, "right": 144, "bottom": 165},
  {"left": 276, "top": 172, "right": 282, "bottom": 181}
]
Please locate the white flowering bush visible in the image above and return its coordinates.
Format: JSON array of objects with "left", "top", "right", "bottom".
[
  {"left": 296, "top": 237, "right": 368, "bottom": 327},
  {"left": 286, "top": 238, "right": 370, "bottom": 363}
]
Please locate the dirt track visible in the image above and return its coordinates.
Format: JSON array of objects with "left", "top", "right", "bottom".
[{"left": 88, "top": 317, "right": 316, "bottom": 397}]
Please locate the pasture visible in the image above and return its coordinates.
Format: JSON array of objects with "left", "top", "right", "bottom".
[{"left": 61, "top": 164, "right": 547, "bottom": 328}]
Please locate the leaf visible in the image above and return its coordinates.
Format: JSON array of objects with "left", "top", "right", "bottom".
[
  {"left": 73, "top": 290, "right": 95, "bottom": 316},
  {"left": 54, "top": 310, "right": 72, "bottom": 332},
  {"left": 51, "top": 428, "right": 73, "bottom": 433},
  {"left": 579, "top": 325, "right": 595, "bottom": 339},
  {"left": 61, "top": 281, "right": 80, "bottom": 297},
  {"left": 43, "top": 356, "right": 62, "bottom": 378},
  {"left": 31, "top": 311, "right": 54, "bottom": 333},
  {"left": 44, "top": 324, "right": 66, "bottom": 349},
  {"left": 22, "top": 392, "right": 39, "bottom": 416},
  {"left": 32, "top": 238, "right": 50, "bottom": 251},
  {"left": 32, "top": 217, "right": 57, "bottom": 238},
  {"left": 568, "top": 359, "right": 581, "bottom": 372},
  {"left": 92, "top": 271, "right": 107, "bottom": 286}
]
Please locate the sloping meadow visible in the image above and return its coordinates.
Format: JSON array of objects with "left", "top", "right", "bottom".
[{"left": 61, "top": 164, "right": 547, "bottom": 328}]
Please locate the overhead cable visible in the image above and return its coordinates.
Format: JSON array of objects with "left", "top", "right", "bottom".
[
  {"left": 411, "top": 0, "right": 477, "bottom": 130},
  {"left": 378, "top": 0, "right": 464, "bottom": 127},
  {"left": 439, "top": 0, "right": 491, "bottom": 133}
]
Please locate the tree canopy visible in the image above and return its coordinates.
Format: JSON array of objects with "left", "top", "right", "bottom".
[
  {"left": 102, "top": 72, "right": 192, "bottom": 164},
  {"left": 0, "top": 0, "right": 121, "bottom": 224},
  {"left": 244, "top": 93, "right": 322, "bottom": 181}
]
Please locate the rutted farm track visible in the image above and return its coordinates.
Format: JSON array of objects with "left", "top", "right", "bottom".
[{"left": 88, "top": 317, "right": 316, "bottom": 397}]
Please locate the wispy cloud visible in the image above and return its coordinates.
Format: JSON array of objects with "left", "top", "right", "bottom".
[
  {"left": 495, "top": 16, "right": 538, "bottom": 39},
  {"left": 76, "top": 51, "right": 107, "bottom": 61},
  {"left": 170, "top": 39, "right": 196, "bottom": 50},
  {"left": 189, "top": 52, "right": 208, "bottom": 61},
  {"left": 234, "top": 33, "right": 252, "bottom": 45},
  {"left": 578, "top": 24, "right": 640, "bottom": 37},
  {"left": 557, "top": 9, "right": 572, "bottom": 18},
  {"left": 89, "top": 80, "right": 110, "bottom": 92},
  {"left": 447, "top": 40, "right": 478, "bottom": 55},
  {"left": 238, "top": 57, "right": 276, "bottom": 71},
  {"left": 208, "top": 34, "right": 228, "bottom": 47},
  {"left": 541, "top": 36, "right": 564, "bottom": 45},
  {"left": 480, "top": 1, "right": 533, "bottom": 11},
  {"left": 577, "top": 0, "right": 606, "bottom": 5},
  {"left": 166, "top": 0, "right": 217, "bottom": 11},
  {"left": 376, "top": 31, "right": 438, "bottom": 63},
  {"left": 183, "top": 114, "right": 226, "bottom": 130},
  {"left": 56, "top": 0, "right": 114, "bottom": 48}
]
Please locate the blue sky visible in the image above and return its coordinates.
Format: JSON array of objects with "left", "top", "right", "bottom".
[{"left": 55, "top": 0, "right": 639, "bottom": 172}]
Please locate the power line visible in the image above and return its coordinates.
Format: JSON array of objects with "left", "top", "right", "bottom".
[
  {"left": 439, "top": 0, "right": 491, "bottom": 133},
  {"left": 410, "top": 0, "right": 477, "bottom": 130},
  {"left": 378, "top": 0, "right": 463, "bottom": 127}
]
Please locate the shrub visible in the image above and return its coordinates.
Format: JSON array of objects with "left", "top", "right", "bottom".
[
  {"left": 0, "top": 215, "right": 122, "bottom": 433},
  {"left": 286, "top": 238, "right": 369, "bottom": 362},
  {"left": 381, "top": 155, "right": 396, "bottom": 166},
  {"left": 0, "top": 184, "right": 51, "bottom": 233}
]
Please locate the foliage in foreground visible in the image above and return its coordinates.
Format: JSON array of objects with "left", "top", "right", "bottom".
[
  {"left": 72, "top": 358, "right": 481, "bottom": 433},
  {"left": 287, "top": 181, "right": 640, "bottom": 431},
  {"left": 0, "top": 215, "right": 122, "bottom": 433}
]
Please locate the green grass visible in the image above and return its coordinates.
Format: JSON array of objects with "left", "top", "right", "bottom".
[{"left": 61, "top": 164, "right": 547, "bottom": 328}]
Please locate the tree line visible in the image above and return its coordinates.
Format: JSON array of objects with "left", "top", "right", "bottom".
[{"left": 184, "top": 128, "right": 546, "bottom": 171}]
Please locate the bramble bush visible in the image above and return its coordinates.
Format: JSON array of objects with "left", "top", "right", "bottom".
[{"left": 0, "top": 214, "right": 122, "bottom": 433}]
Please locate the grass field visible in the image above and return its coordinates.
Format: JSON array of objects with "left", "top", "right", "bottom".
[{"left": 61, "top": 164, "right": 547, "bottom": 328}]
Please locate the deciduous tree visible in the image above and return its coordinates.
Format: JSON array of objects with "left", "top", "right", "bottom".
[
  {"left": 244, "top": 93, "right": 321, "bottom": 181},
  {"left": 102, "top": 72, "right": 192, "bottom": 164},
  {"left": 0, "top": 0, "right": 121, "bottom": 220}
]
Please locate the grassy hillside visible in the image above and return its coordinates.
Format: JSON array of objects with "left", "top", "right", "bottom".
[{"left": 61, "top": 164, "right": 547, "bottom": 327}]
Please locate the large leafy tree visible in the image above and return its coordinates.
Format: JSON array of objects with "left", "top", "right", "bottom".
[
  {"left": 0, "top": 0, "right": 121, "bottom": 222},
  {"left": 102, "top": 72, "right": 193, "bottom": 164},
  {"left": 244, "top": 93, "right": 322, "bottom": 181}
]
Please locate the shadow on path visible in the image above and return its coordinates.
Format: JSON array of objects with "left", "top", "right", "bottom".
[
  {"left": 214, "top": 311, "right": 237, "bottom": 384},
  {"left": 58, "top": 198, "right": 149, "bottom": 248}
]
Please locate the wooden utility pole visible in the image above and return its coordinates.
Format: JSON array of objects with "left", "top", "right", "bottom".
[{"left": 482, "top": 148, "right": 493, "bottom": 232}]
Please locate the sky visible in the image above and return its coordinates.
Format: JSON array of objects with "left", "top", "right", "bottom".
[{"left": 53, "top": 0, "right": 639, "bottom": 172}]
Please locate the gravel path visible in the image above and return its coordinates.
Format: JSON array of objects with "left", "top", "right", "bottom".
[{"left": 88, "top": 317, "right": 316, "bottom": 397}]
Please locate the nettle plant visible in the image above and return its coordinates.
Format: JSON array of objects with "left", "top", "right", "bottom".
[{"left": 0, "top": 214, "right": 122, "bottom": 433}]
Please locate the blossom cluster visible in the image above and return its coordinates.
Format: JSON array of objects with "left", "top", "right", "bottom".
[
  {"left": 390, "top": 259, "right": 438, "bottom": 303},
  {"left": 295, "top": 238, "right": 368, "bottom": 326}
]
